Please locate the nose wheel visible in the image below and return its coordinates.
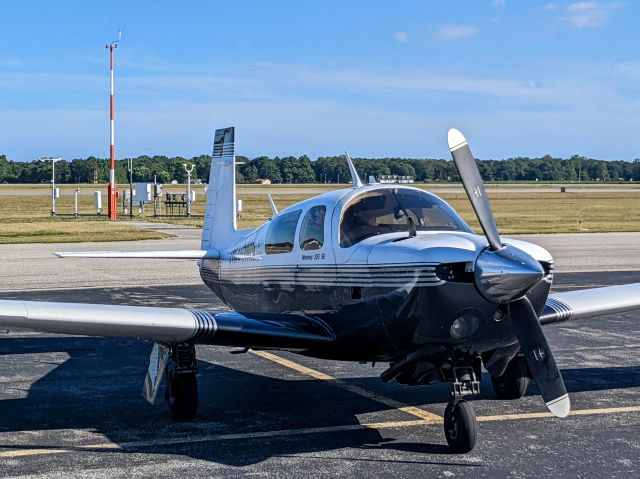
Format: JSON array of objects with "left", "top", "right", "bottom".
[
  {"left": 444, "top": 399, "right": 477, "bottom": 453},
  {"left": 444, "top": 365, "right": 480, "bottom": 453}
]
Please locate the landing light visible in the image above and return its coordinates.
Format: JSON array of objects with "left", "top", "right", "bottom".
[{"left": 450, "top": 315, "right": 480, "bottom": 339}]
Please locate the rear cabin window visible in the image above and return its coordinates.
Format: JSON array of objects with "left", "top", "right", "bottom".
[
  {"left": 339, "top": 189, "right": 471, "bottom": 247},
  {"left": 266, "top": 210, "right": 301, "bottom": 254},
  {"left": 299, "top": 205, "right": 326, "bottom": 251}
]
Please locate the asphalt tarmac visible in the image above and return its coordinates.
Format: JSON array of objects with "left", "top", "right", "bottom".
[{"left": 0, "top": 233, "right": 638, "bottom": 477}]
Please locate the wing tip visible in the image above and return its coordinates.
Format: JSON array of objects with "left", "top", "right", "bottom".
[{"left": 447, "top": 128, "right": 467, "bottom": 152}]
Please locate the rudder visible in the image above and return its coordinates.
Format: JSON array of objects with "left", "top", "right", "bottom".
[{"left": 201, "top": 127, "right": 237, "bottom": 250}]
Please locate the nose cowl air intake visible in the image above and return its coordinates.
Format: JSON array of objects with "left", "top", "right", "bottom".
[{"left": 474, "top": 245, "right": 544, "bottom": 304}]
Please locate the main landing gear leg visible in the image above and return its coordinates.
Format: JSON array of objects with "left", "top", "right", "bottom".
[
  {"left": 165, "top": 343, "right": 199, "bottom": 421},
  {"left": 444, "top": 365, "right": 480, "bottom": 453},
  {"left": 490, "top": 354, "right": 530, "bottom": 400}
]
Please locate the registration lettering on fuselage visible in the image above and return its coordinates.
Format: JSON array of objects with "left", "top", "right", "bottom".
[{"left": 301, "top": 253, "right": 326, "bottom": 261}]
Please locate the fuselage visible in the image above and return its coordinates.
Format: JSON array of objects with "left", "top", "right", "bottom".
[{"left": 199, "top": 185, "right": 554, "bottom": 362}]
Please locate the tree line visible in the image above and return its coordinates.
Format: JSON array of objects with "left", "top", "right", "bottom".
[{"left": 1, "top": 153, "right": 640, "bottom": 184}]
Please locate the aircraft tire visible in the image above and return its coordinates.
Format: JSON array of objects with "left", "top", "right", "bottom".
[
  {"left": 491, "top": 355, "right": 530, "bottom": 400},
  {"left": 444, "top": 399, "right": 477, "bottom": 453},
  {"left": 168, "top": 373, "right": 198, "bottom": 421}
]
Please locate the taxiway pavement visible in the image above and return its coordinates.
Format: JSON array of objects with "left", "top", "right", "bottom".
[{"left": 0, "top": 229, "right": 638, "bottom": 478}]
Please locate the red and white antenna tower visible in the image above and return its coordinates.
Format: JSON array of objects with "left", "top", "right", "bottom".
[{"left": 106, "top": 30, "right": 122, "bottom": 220}]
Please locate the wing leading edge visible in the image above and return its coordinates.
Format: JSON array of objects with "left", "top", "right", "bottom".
[
  {"left": 541, "top": 283, "right": 640, "bottom": 325},
  {"left": 0, "top": 300, "right": 334, "bottom": 350}
]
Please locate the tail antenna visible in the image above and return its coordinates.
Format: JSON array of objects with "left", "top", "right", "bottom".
[{"left": 344, "top": 150, "right": 363, "bottom": 188}]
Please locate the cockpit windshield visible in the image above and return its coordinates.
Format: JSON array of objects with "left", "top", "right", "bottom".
[{"left": 339, "top": 188, "right": 472, "bottom": 247}]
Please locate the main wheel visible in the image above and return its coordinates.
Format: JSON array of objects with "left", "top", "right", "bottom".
[
  {"left": 491, "top": 355, "right": 530, "bottom": 400},
  {"left": 444, "top": 399, "right": 477, "bottom": 453},
  {"left": 167, "top": 373, "right": 198, "bottom": 421}
]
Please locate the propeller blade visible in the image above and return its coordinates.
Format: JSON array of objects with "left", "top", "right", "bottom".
[
  {"left": 447, "top": 130, "right": 567, "bottom": 415},
  {"left": 510, "top": 297, "right": 570, "bottom": 418},
  {"left": 448, "top": 128, "right": 502, "bottom": 251}
]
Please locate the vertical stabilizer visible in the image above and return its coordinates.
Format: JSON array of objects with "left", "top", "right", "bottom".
[{"left": 201, "top": 127, "right": 237, "bottom": 250}]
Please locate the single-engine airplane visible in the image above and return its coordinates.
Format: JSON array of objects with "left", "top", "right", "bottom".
[{"left": 1, "top": 127, "right": 640, "bottom": 453}]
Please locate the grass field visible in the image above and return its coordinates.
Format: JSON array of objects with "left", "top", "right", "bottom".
[
  {"left": 1, "top": 183, "right": 639, "bottom": 243},
  {"left": 0, "top": 186, "right": 172, "bottom": 243},
  {"left": 0, "top": 222, "right": 170, "bottom": 244},
  {"left": 244, "top": 189, "right": 640, "bottom": 234}
]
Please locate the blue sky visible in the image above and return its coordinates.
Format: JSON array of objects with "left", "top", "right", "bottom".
[{"left": 1, "top": 1, "right": 639, "bottom": 161}]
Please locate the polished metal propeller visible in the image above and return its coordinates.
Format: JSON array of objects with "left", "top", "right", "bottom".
[{"left": 448, "top": 128, "right": 570, "bottom": 418}]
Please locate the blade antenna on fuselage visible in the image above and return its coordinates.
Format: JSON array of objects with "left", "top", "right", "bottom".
[
  {"left": 344, "top": 151, "right": 363, "bottom": 188},
  {"left": 267, "top": 193, "right": 278, "bottom": 216}
]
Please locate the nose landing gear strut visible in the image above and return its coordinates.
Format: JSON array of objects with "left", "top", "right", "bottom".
[{"left": 444, "top": 365, "right": 480, "bottom": 453}]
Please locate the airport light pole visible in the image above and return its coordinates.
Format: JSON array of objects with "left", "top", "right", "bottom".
[
  {"left": 106, "top": 30, "right": 122, "bottom": 220},
  {"left": 38, "top": 157, "right": 61, "bottom": 216},
  {"left": 183, "top": 163, "right": 195, "bottom": 217}
]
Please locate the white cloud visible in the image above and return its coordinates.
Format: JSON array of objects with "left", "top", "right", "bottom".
[
  {"left": 2, "top": 59, "right": 640, "bottom": 160},
  {"left": 394, "top": 32, "right": 409, "bottom": 43},
  {"left": 543, "top": 2, "right": 557, "bottom": 10},
  {"left": 614, "top": 62, "right": 640, "bottom": 79},
  {"left": 285, "top": 65, "right": 548, "bottom": 99},
  {"left": 436, "top": 24, "right": 479, "bottom": 40},
  {"left": 567, "top": 1, "right": 621, "bottom": 28},
  {"left": 491, "top": 0, "right": 505, "bottom": 7},
  {"left": 436, "top": 24, "right": 478, "bottom": 40},
  {"left": 0, "top": 57, "right": 25, "bottom": 69}
]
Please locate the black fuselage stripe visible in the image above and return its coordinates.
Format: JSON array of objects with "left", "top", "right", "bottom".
[
  {"left": 218, "top": 279, "right": 440, "bottom": 284},
  {"left": 205, "top": 265, "right": 438, "bottom": 272},
  {"left": 201, "top": 263, "right": 447, "bottom": 288}
]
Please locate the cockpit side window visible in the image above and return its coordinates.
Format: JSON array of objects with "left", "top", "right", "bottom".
[
  {"left": 266, "top": 209, "right": 301, "bottom": 254},
  {"left": 299, "top": 205, "right": 326, "bottom": 251},
  {"left": 339, "top": 189, "right": 471, "bottom": 247}
]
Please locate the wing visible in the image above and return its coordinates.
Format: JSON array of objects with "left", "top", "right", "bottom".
[
  {"left": 0, "top": 300, "right": 334, "bottom": 350},
  {"left": 54, "top": 249, "right": 220, "bottom": 259},
  {"left": 541, "top": 283, "right": 640, "bottom": 325}
]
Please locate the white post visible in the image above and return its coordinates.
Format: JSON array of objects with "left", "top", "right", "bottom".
[
  {"left": 183, "top": 163, "right": 195, "bottom": 217},
  {"left": 128, "top": 158, "right": 133, "bottom": 219},
  {"left": 38, "top": 157, "right": 61, "bottom": 216},
  {"left": 51, "top": 160, "right": 56, "bottom": 215},
  {"left": 74, "top": 187, "right": 79, "bottom": 217}
]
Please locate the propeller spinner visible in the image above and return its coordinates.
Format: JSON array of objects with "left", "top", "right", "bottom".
[{"left": 448, "top": 128, "right": 570, "bottom": 418}]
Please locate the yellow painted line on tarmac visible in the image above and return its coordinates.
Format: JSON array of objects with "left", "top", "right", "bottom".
[
  {"left": 77, "top": 442, "right": 121, "bottom": 450},
  {"left": 0, "top": 448, "right": 69, "bottom": 458},
  {"left": 1, "top": 405, "right": 639, "bottom": 459},
  {"left": 250, "top": 350, "right": 442, "bottom": 422},
  {"left": 250, "top": 350, "right": 335, "bottom": 381},
  {"left": 570, "top": 405, "right": 640, "bottom": 416},
  {"left": 478, "top": 404, "right": 640, "bottom": 422}
]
